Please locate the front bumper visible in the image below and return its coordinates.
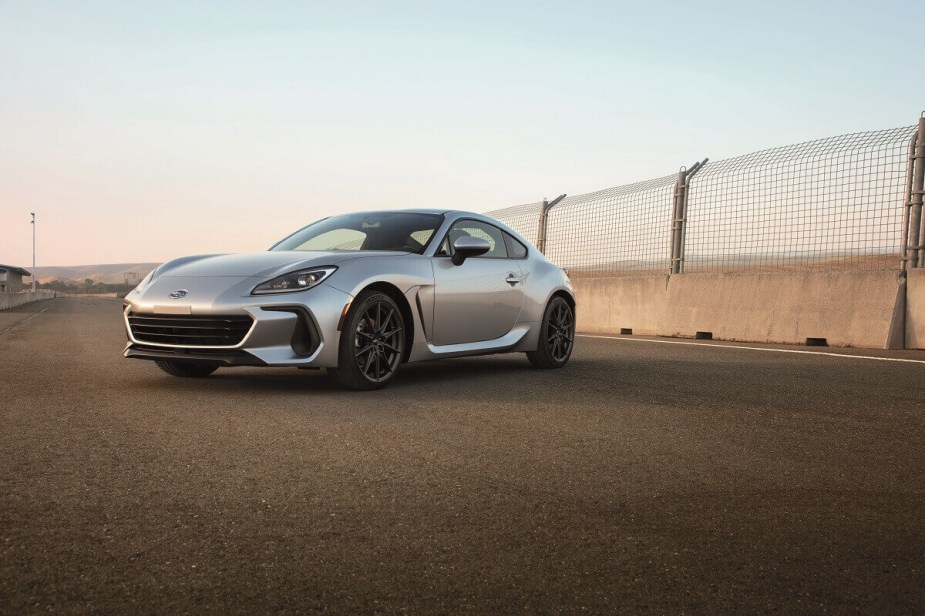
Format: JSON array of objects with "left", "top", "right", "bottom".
[{"left": 122, "top": 279, "right": 353, "bottom": 368}]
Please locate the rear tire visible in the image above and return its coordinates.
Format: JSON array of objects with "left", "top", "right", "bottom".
[
  {"left": 328, "top": 291, "right": 406, "bottom": 391},
  {"left": 527, "top": 296, "right": 575, "bottom": 369},
  {"left": 155, "top": 360, "right": 218, "bottom": 378}
]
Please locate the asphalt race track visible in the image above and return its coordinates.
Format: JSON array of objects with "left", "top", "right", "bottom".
[{"left": 2, "top": 298, "right": 924, "bottom": 614}]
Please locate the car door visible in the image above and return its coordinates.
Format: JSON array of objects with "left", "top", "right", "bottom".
[{"left": 431, "top": 219, "right": 525, "bottom": 346}]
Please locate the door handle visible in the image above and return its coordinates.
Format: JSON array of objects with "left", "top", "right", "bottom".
[{"left": 505, "top": 274, "right": 522, "bottom": 286}]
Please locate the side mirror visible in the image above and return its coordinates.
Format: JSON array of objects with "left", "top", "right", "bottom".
[{"left": 451, "top": 236, "right": 491, "bottom": 265}]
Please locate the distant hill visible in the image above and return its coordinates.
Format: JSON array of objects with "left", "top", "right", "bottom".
[{"left": 35, "top": 263, "right": 160, "bottom": 285}]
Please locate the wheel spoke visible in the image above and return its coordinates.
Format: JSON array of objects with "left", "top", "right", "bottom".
[
  {"left": 360, "top": 312, "right": 371, "bottom": 335},
  {"left": 381, "top": 341, "right": 400, "bottom": 353},
  {"left": 378, "top": 308, "right": 393, "bottom": 334},
  {"left": 374, "top": 351, "right": 381, "bottom": 380},
  {"left": 362, "top": 350, "right": 376, "bottom": 376},
  {"left": 356, "top": 343, "right": 374, "bottom": 357},
  {"left": 381, "top": 327, "right": 402, "bottom": 338}
]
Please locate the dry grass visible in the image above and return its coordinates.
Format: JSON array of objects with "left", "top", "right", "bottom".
[{"left": 562, "top": 253, "right": 903, "bottom": 279}]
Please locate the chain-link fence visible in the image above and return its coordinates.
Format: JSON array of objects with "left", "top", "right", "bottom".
[
  {"left": 543, "top": 176, "right": 677, "bottom": 276},
  {"left": 481, "top": 201, "right": 544, "bottom": 247},
  {"left": 485, "top": 121, "right": 923, "bottom": 277},
  {"left": 684, "top": 126, "right": 915, "bottom": 272}
]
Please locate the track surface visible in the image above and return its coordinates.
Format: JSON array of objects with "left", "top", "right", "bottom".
[{"left": 2, "top": 298, "right": 924, "bottom": 614}]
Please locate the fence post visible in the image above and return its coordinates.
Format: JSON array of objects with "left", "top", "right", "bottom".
[
  {"left": 901, "top": 133, "right": 917, "bottom": 270},
  {"left": 908, "top": 113, "right": 925, "bottom": 269},
  {"left": 536, "top": 194, "right": 566, "bottom": 254},
  {"left": 670, "top": 158, "right": 708, "bottom": 274},
  {"left": 670, "top": 169, "right": 686, "bottom": 274},
  {"left": 536, "top": 198, "right": 548, "bottom": 253}
]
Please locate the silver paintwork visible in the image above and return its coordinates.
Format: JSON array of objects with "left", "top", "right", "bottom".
[{"left": 123, "top": 210, "right": 574, "bottom": 368}]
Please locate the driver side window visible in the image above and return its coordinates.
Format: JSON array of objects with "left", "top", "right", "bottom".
[{"left": 436, "top": 220, "right": 508, "bottom": 258}]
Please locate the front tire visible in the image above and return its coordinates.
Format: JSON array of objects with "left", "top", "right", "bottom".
[
  {"left": 155, "top": 360, "right": 218, "bottom": 378},
  {"left": 527, "top": 296, "right": 575, "bottom": 369},
  {"left": 328, "top": 291, "right": 406, "bottom": 391}
]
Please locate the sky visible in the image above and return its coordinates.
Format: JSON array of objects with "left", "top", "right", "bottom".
[{"left": 1, "top": 0, "right": 923, "bottom": 267}]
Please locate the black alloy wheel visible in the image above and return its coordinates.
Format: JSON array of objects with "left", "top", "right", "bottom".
[
  {"left": 527, "top": 296, "right": 574, "bottom": 369},
  {"left": 329, "top": 291, "right": 406, "bottom": 390}
]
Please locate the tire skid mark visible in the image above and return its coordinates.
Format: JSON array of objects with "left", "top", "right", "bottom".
[{"left": 0, "top": 306, "right": 49, "bottom": 336}]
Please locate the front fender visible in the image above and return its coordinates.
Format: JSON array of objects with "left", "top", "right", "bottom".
[{"left": 323, "top": 254, "right": 437, "bottom": 349}]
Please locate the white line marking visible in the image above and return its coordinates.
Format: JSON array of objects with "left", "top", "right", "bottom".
[
  {"left": 0, "top": 306, "right": 48, "bottom": 336},
  {"left": 578, "top": 334, "right": 925, "bottom": 365}
]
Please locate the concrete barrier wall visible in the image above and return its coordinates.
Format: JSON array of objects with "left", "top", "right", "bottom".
[
  {"left": 573, "top": 270, "right": 907, "bottom": 349},
  {"left": 905, "top": 269, "right": 925, "bottom": 350},
  {"left": 662, "top": 271, "right": 905, "bottom": 349},
  {"left": 0, "top": 290, "right": 57, "bottom": 311},
  {"left": 572, "top": 275, "right": 668, "bottom": 335}
]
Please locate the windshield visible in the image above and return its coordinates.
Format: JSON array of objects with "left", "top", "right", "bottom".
[{"left": 271, "top": 212, "right": 444, "bottom": 254}]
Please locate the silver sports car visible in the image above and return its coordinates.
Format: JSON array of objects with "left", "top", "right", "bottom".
[{"left": 123, "top": 210, "right": 575, "bottom": 390}]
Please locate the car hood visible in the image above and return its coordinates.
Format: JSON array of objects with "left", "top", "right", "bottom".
[{"left": 158, "top": 250, "right": 411, "bottom": 279}]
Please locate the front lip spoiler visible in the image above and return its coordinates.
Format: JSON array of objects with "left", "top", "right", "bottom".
[{"left": 124, "top": 344, "right": 266, "bottom": 366}]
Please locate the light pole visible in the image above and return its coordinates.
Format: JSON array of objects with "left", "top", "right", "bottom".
[{"left": 30, "top": 212, "right": 36, "bottom": 292}]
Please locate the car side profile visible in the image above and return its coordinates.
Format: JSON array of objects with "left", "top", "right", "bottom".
[{"left": 122, "top": 210, "right": 575, "bottom": 390}]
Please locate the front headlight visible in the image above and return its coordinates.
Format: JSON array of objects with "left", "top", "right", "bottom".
[{"left": 251, "top": 267, "right": 337, "bottom": 295}]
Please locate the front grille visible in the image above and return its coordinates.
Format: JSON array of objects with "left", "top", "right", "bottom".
[{"left": 128, "top": 314, "right": 253, "bottom": 347}]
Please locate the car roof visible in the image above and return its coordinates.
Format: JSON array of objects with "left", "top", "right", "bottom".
[{"left": 334, "top": 208, "right": 499, "bottom": 219}]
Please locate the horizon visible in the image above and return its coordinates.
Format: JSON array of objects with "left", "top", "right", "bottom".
[{"left": 3, "top": 0, "right": 925, "bottom": 267}]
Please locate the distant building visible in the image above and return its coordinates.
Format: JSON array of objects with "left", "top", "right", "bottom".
[{"left": 0, "top": 264, "right": 31, "bottom": 292}]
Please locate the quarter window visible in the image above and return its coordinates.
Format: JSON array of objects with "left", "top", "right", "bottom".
[{"left": 503, "top": 232, "right": 528, "bottom": 259}]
